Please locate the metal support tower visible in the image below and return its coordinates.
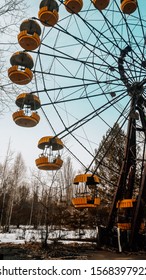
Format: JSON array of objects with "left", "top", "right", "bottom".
[{"left": 106, "top": 46, "right": 146, "bottom": 250}]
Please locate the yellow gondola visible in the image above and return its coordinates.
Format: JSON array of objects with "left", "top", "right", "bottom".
[
  {"left": 35, "top": 155, "right": 63, "bottom": 170},
  {"left": 92, "top": 0, "right": 110, "bottom": 10},
  {"left": 116, "top": 198, "right": 136, "bottom": 208},
  {"left": 18, "top": 19, "right": 41, "bottom": 50},
  {"left": 37, "top": 136, "right": 64, "bottom": 150},
  {"left": 120, "top": 0, "right": 137, "bottom": 14},
  {"left": 64, "top": 0, "right": 83, "bottom": 14},
  {"left": 116, "top": 199, "right": 145, "bottom": 232},
  {"left": 15, "top": 93, "right": 41, "bottom": 110},
  {"left": 38, "top": 0, "right": 59, "bottom": 26},
  {"left": 12, "top": 93, "right": 41, "bottom": 127},
  {"left": 35, "top": 136, "right": 63, "bottom": 170},
  {"left": 12, "top": 110, "right": 40, "bottom": 127},
  {"left": 72, "top": 173, "right": 100, "bottom": 208},
  {"left": 8, "top": 52, "right": 33, "bottom": 85},
  {"left": 116, "top": 198, "right": 136, "bottom": 230}
]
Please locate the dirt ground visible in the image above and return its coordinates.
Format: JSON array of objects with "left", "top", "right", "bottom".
[{"left": 0, "top": 242, "right": 146, "bottom": 260}]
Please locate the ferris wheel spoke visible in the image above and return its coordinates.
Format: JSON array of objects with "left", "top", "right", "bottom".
[
  {"left": 136, "top": 6, "right": 146, "bottom": 80},
  {"left": 100, "top": 11, "right": 145, "bottom": 83},
  {"left": 52, "top": 91, "right": 128, "bottom": 139},
  {"left": 54, "top": 23, "right": 122, "bottom": 75},
  {"left": 114, "top": 1, "right": 145, "bottom": 58},
  {"left": 22, "top": 0, "right": 145, "bottom": 181}
]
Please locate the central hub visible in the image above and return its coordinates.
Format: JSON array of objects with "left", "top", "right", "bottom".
[{"left": 128, "top": 82, "right": 144, "bottom": 96}]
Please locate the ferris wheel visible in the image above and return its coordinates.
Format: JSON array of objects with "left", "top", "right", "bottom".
[{"left": 8, "top": 0, "right": 146, "bottom": 250}]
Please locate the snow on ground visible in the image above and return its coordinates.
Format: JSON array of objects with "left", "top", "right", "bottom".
[{"left": 0, "top": 227, "right": 98, "bottom": 244}]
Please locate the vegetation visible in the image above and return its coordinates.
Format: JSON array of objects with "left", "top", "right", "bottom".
[
  {"left": 92, "top": 123, "right": 126, "bottom": 225},
  {"left": 0, "top": 123, "right": 128, "bottom": 231},
  {"left": 94, "top": 123, "right": 126, "bottom": 204},
  {"left": 0, "top": 0, "right": 28, "bottom": 112},
  {"left": 0, "top": 145, "right": 75, "bottom": 231}
]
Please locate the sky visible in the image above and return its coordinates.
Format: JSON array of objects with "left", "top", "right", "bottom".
[{"left": 0, "top": 0, "right": 146, "bottom": 175}]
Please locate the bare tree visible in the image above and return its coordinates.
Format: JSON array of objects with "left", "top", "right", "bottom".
[
  {"left": 5, "top": 153, "right": 26, "bottom": 229},
  {"left": 0, "top": 152, "right": 27, "bottom": 231},
  {"left": 56, "top": 157, "right": 75, "bottom": 205},
  {"left": 0, "top": 140, "right": 14, "bottom": 229},
  {"left": 13, "top": 184, "right": 30, "bottom": 227},
  {"left": 0, "top": 0, "right": 29, "bottom": 113}
]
